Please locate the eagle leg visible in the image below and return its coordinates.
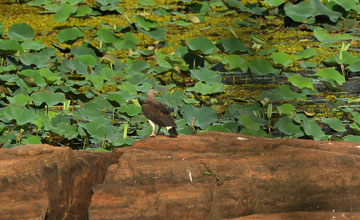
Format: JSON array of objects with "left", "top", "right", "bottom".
[
  {"left": 156, "top": 126, "right": 163, "bottom": 135},
  {"left": 149, "top": 120, "right": 156, "bottom": 137}
]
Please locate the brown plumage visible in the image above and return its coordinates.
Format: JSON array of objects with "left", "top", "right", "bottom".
[{"left": 142, "top": 89, "right": 178, "bottom": 138}]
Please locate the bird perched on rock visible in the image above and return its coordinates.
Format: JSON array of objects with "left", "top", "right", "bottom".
[{"left": 141, "top": 89, "right": 178, "bottom": 138}]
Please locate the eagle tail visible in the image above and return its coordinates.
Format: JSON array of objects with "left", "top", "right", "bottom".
[{"left": 168, "top": 127, "right": 178, "bottom": 138}]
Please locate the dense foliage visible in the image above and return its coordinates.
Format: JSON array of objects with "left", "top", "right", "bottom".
[{"left": 1, "top": 0, "right": 360, "bottom": 150}]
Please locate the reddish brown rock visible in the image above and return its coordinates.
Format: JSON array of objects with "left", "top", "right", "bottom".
[
  {"left": 226, "top": 211, "right": 360, "bottom": 220},
  {"left": 89, "top": 132, "right": 360, "bottom": 220},
  {"left": 0, "top": 144, "right": 116, "bottom": 220}
]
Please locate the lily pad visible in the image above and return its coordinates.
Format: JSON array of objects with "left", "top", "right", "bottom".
[
  {"left": 316, "top": 68, "right": 345, "bottom": 86},
  {"left": 270, "top": 52, "right": 292, "bottom": 68},
  {"left": 181, "top": 105, "right": 218, "bottom": 129},
  {"left": 302, "top": 118, "right": 327, "bottom": 140},
  {"left": 249, "top": 58, "right": 277, "bottom": 75},
  {"left": 321, "top": 118, "right": 347, "bottom": 132},
  {"left": 218, "top": 38, "right": 248, "bottom": 53},
  {"left": 0, "top": 39, "right": 23, "bottom": 56},
  {"left": 287, "top": 74, "right": 314, "bottom": 90},
  {"left": 31, "top": 91, "right": 65, "bottom": 106},
  {"left": 274, "top": 116, "right": 304, "bottom": 137},
  {"left": 190, "top": 68, "right": 222, "bottom": 84},
  {"left": 56, "top": 27, "right": 84, "bottom": 44},
  {"left": 7, "top": 23, "right": 34, "bottom": 42},
  {"left": 2, "top": 105, "right": 37, "bottom": 125},
  {"left": 54, "top": 3, "right": 76, "bottom": 23},
  {"left": 295, "top": 48, "right": 317, "bottom": 61},
  {"left": 188, "top": 37, "right": 216, "bottom": 55}
]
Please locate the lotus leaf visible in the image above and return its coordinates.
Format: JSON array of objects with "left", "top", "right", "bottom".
[
  {"left": 259, "top": 85, "right": 306, "bottom": 101},
  {"left": 187, "top": 82, "right": 224, "bottom": 95},
  {"left": 188, "top": 37, "right": 216, "bottom": 55},
  {"left": 277, "top": 103, "right": 296, "bottom": 115},
  {"left": 2, "top": 104, "right": 37, "bottom": 125},
  {"left": 119, "top": 104, "right": 142, "bottom": 116},
  {"left": 295, "top": 48, "right": 317, "bottom": 61},
  {"left": 56, "top": 27, "right": 84, "bottom": 44},
  {"left": 321, "top": 118, "right": 347, "bottom": 132},
  {"left": 324, "top": 51, "right": 359, "bottom": 66},
  {"left": 60, "top": 59, "right": 88, "bottom": 74},
  {"left": 86, "top": 75, "right": 104, "bottom": 90},
  {"left": 19, "top": 69, "right": 47, "bottom": 88},
  {"left": 287, "top": 74, "right": 314, "bottom": 90},
  {"left": 0, "top": 39, "right": 23, "bottom": 56},
  {"left": 31, "top": 91, "right": 65, "bottom": 106},
  {"left": 181, "top": 105, "right": 217, "bottom": 129},
  {"left": 270, "top": 52, "right": 292, "bottom": 68},
  {"left": 274, "top": 116, "right": 303, "bottom": 137},
  {"left": 80, "top": 121, "right": 106, "bottom": 140},
  {"left": 265, "top": 0, "right": 285, "bottom": 7},
  {"left": 344, "top": 135, "right": 360, "bottom": 142},
  {"left": 316, "top": 68, "right": 345, "bottom": 86},
  {"left": 21, "top": 40, "right": 46, "bottom": 51},
  {"left": 7, "top": 23, "right": 34, "bottom": 42},
  {"left": 249, "top": 58, "right": 277, "bottom": 75},
  {"left": 348, "top": 60, "right": 360, "bottom": 72},
  {"left": 302, "top": 119, "right": 327, "bottom": 140},
  {"left": 76, "top": 5, "right": 92, "bottom": 17},
  {"left": 20, "top": 53, "right": 50, "bottom": 68},
  {"left": 0, "top": 74, "right": 28, "bottom": 90},
  {"left": 190, "top": 68, "right": 222, "bottom": 84},
  {"left": 332, "top": 0, "right": 355, "bottom": 11},
  {"left": 22, "top": 135, "right": 42, "bottom": 145},
  {"left": 96, "top": 28, "right": 118, "bottom": 44},
  {"left": 138, "top": 0, "right": 155, "bottom": 5},
  {"left": 0, "top": 22, "right": 3, "bottom": 36},
  {"left": 203, "top": 125, "right": 231, "bottom": 133},
  {"left": 224, "top": 54, "right": 248, "bottom": 71},
  {"left": 143, "top": 27, "right": 167, "bottom": 41},
  {"left": 76, "top": 54, "right": 97, "bottom": 67},
  {"left": 54, "top": 3, "right": 76, "bottom": 22},
  {"left": 7, "top": 93, "right": 30, "bottom": 105},
  {"left": 218, "top": 38, "right": 248, "bottom": 53},
  {"left": 106, "top": 92, "right": 126, "bottom": 105},
  {"left": 314, "top": 27, "right": 359, "bottom": 43},
  {"left": 135, "top": 15, "right": 158, "bottom": 31}
]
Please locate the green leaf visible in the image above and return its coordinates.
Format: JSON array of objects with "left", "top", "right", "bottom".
[
  {"left": 138, "top": 0, "right": 155, "bottom": 5},
  {"left": 119, "top": 104, "right": 142, "bottom": 116},
  {"left": 295, "top": 48, "right": 317, "bottom": 61},
  {"left": 135, "top": 15, "right": 158, "bottom": 31},
  {"left": 7, "top": 93, "right": 30, "bottom": 105},
  {"left": 284, "top": 1, "right": 316, "bottom": 23},
  {"left": 0, "top": 39, "right": 23, "bottom": 56},
  {"left": 218, "top": 38, "right": 248, "bottom": 53},
  {"left": 19, "top": 69, "right": 47, "bottom": 88},
  {"left": 7, "top": 23, "right": 34, "bottom": 41},
  {"left": 274, "top": 116, "right": 303, "bottom": 137},
  {"left": 22, "top": 135, "right": 42, "bottom": 145},
  {"left": 181, "top": 105, "right": 217, "bottom": 129},
  {"left": 54, "top": 3, "right": 76, "bottom": 23},
  {"left": 249, "top": 59, "right": 277, "bottom": 75},
  {"left": 86, "top": 75, "right": 103, "bottom": 90},
  {"left": 96, "top": 28, "right": 118, "bottom": 43},
  {"left": 287, "top": 74, "right": 314, "bottom": 90},
  {"left": 190, "top": 68, "right": 222, "bottom": 84},
  {"left": 76, "top": 5, "right": 92, "bottom": 17},
  {"left": 265, "top": 0, "right": 285, "bottom": 7},
  {"left": 31, "top": 92, "right": 65, "bottom": 106},
  {"left": 2, "top": 105, "right": 37, "bottom": 125},
  {"left": 270, "top": 52, "right": 292, "bottom": 67},
  {"left": 187, "top": 82, "right": 224, "bottom": 95},
  {"left": 316, "top": 68, "right": 345, "bottom": 86},
  {"left": 321, "top": 118, "right": 347, "bottom": 132},
  {"left": 259, "top": 85, "right": 306, "bottom": 101},
  {"left": 314, "top": 27, "right": 359, "bottom": 43},
  {"left": 81, "top": 121, "right": 105, "bottom": 140},
  {"left": 344, "top": 135, "right": 360, "bottom": 142},
  {"left": 188, "top": 37, "right": 216, "bottom": 55},
  {"left": 20, "top": 53, "right": 50, "bottom": 68},
  {"left": 333, "top": 0, "right": 355, "bottom": 11},
  {"left": 76, "top": 54, "right": 97, "bottom": 67},
  {"left": 224, "top": 54, "right": 248, "bottom": 71},
  {"left": 21, "top": 40, "right": 46, "bottom": 51},
  {"left": 348, "top": 60, "right": 360, "bottom": 72},
  {"left": 277, "top": 103, "right": 296, "bottom": 115},
  {"left": 302, "top": 119, "right": 327, "bottom": 140},
  {"left": 56, "top": 27, "right": 84, "bottom": 44},
  {"left": 238, "top": 114, "right": 260, "bottom": 130},
  {"left": 143, "top": 27, "right": 167, "bottom": 41}
]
